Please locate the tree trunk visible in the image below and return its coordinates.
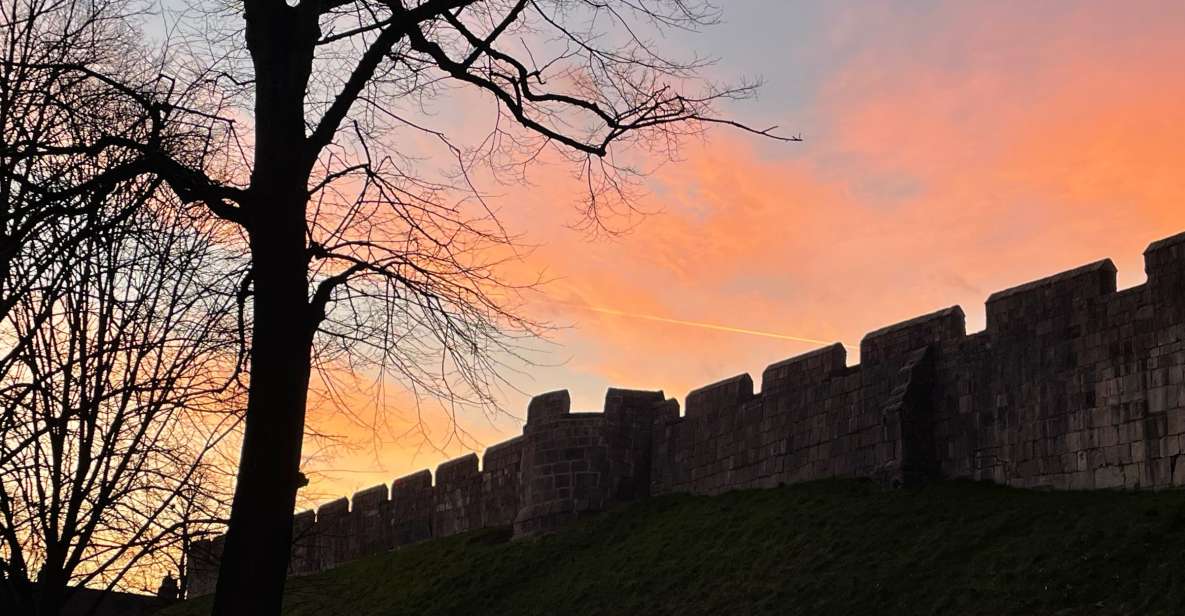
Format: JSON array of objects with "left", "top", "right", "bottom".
[
  {"left": 33, "top": 568, "right": 65, "bottom": 616},
  {"left": 210, "top": 6, "right": 319, "bottom": 615},
  {"left": 210, "top": 225, "right": 313, "bottom": 615}
]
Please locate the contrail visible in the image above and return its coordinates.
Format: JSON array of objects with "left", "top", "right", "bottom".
[{"left": 559, "top": 302, "right": 843, "bottom": 347}]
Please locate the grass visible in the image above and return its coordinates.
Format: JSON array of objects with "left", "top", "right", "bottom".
[{"left": 165, "top": 479, "right": 1185, "bottom": 615}]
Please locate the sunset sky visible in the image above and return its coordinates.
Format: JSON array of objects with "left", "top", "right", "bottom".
[{"left": 300, "top": 1, "right": 1185, "bottom": 505}]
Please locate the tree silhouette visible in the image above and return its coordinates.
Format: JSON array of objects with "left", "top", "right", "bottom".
[
  {"left": 0, "top": 200, "right": 241, "bottom": 615},
  {"left": 1, "top": 5, "right": 243, "bottom": 614},
  {"left": 2, "top": 1, "right": 795, "bottom": 613}
]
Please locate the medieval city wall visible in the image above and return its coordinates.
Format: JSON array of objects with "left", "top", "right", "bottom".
[
  {"left": 186, "top": 388, "right": 676, "bottom": 596},
  {"left": 651, "top": 232, "right": 1185, "bottom": 494},
  {"left": 187, "top": 230, "right": 1185, "bottom": 598}
]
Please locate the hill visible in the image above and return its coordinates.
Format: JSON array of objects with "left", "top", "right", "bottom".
[{"left": 165, "top": 480, "right": 1185, "bottom": 615}]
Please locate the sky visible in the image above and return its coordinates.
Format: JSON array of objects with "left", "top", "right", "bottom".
[{"left": 299, "top": 1, "right": 1185, "bottom": 506}]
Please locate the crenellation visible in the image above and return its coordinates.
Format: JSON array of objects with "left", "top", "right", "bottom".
[
  {"left": 525, "top": 389, "right": 571, "bottom": 426},
  {"left": 761, "top": 343, "right": 847, "bottom": 394},
  {"left": 603, "top": 389, "right": 668, "bottom": 500},
  {"left": 434, "top": 454, "right": 482, "bottom": 536},
  {"left": 351, "top": 484, "right": 391, "bottom": 557},
  {"left": 290, "top": 510, "right": 317, "bottom": 575},
  {"left": 685, "top": 373, "right": 754, "bottom": 418},
  {"left": 316, "top": 497, "right": 351, "bottom": 570},
  {"left": 861, "top": 306, "right": 965, "bottom": 365},
  {"left": 435, "top": 453, "right": 479, "bottom": 487},
  {"left": 390, "top": 470, "right": 433, "bottom": 546},
  {"left": 186, "top": 230, "right": 1185, "bottom": 599},
  {"left": 986, "top": 260, "right": 1117, "bottom": 337},
  {"left": 481, "top": 436, "right": 523, "bottom": 527},
  {"left": 352, "top": 484, "right": 388, "bottom": 510},
  {"left": 604, "top": 388, "right": 666, "bottom": 423},
  {"left": 1146, "top": 236, "right": 1185, "bottom": 321},
  {"left": 317, "top": 497, "right": 349, "bottom": 518},
  {"left": 1144, "top": 231, "right": 1185, "bottom": 283}
]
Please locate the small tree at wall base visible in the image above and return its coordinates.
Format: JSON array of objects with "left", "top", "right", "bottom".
[{"left": 2, "top": 1, "right": 797, "bottom": 614}]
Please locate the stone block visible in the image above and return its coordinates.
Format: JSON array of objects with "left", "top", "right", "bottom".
[{"left": 1094, "top": 465, "right": 1125, "bottom": 489}]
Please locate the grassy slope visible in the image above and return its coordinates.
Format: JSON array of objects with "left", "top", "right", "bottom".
[{"left": 168, "top": 480, "right": 1185, "bottom": 616}]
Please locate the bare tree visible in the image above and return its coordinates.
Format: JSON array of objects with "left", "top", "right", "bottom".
[
  {"left": 0, "top": 0, "right": 238, "bottom": 390},
  {"left": 0, "top": 194, "right": 242, "bottom": 615},
  {"left": 3, "top": 1, "right": 795, "bottom": 613},
  {"left": 0, "top": 6, "right": 242, "bottom": 612},
  {"left": 1, "top": 0, "right": 128, "bottom": 367}
]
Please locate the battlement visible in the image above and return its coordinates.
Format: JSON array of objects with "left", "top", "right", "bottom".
[
  {"left": 986, "top": 260, "right": 1117, "bottom": 336},
  {"left": 188, "top": 230, "right": 1185, "bottom": 597},
  {"left": 435, "top": 454, "right": 479, "bottom": 488},
  {"left": 761, "top": 343, "right": 846, "bottom": 394},
  {"left": 351, "top": 484, "right": 388, "bottom": 513},
  {"left": 186, "top": 387, "right": 673, "bottom": 596},
  {"left": 861, "top": 306, "right": 965, "bottom": 365},
  {"left": 1145, "top": 230, "right": 1185, "bottom": 275},
  {"left": 685, "top": 374, "right": 754, "bottom": 418},
  {"left": 605, "top": 388, "right": 668, "bottom": 421},
  {"left": 317, "top": 497, "right": 348, "bottom": 519},
  {"left": 483, "top": 436, "right": 525, "bottom": 471},
  {"left": 525, "top": 389, "right": 571, "bottom": 426},
  {"left": 653, "top": 231, "right": 1185, "bottom": 494},
  {"left": 392, "top": 469, "right": 431, "bottom": 494},
  {"left": 1145, "top": 231, "right": 1185, "bottom": 304}
]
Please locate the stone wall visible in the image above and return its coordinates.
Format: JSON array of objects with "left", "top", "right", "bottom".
[
  {"left": 186, "top": 230, "right": 1185, "bottom": 598},
  {"left": 186, "top": 388, "right": 674, "bottom": 597},
  {"left": 929, "top": 235, "right": 1185, "bottom": 489},
  {"left": 651, "top": 232, "right": 1185, "bottom": 494},
  {"left": 651, "top": 309, "right": 958, "bottom": 494},
  {"left": 513, "top": 388, "right": 672, "bottom": 534}
]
